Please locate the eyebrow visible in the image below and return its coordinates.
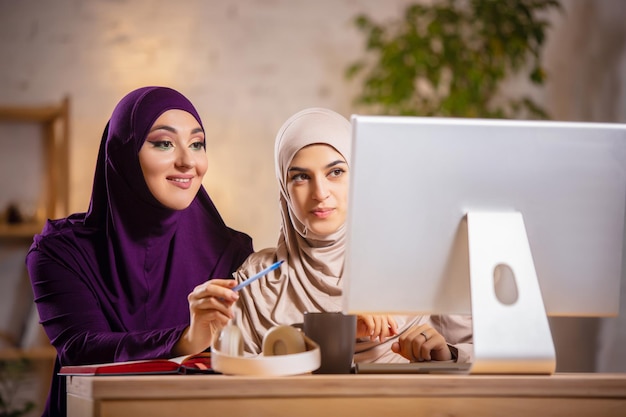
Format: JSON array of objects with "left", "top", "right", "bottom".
[
  {"left": 288, "top": 159, "right": 347, "bottom": 173},
  {"left": 149, "top": 125, "right": 204, "bottom": 135}
]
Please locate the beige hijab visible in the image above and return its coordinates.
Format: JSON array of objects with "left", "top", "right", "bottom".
[
  {"left": 233, "top": 108, "right": 473, "bottom": 363},
  {"left": 233, "top": 108, "right": 351, "bottom": 354}
]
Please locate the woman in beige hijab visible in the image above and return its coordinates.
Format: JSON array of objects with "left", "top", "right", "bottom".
[{"left": 228, "top": 107, "right": 473, "bottom": 364}]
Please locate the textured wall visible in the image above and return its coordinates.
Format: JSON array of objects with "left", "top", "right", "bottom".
[
  {"left": 0, "top": 0, "right": 417, "bottom": 250},
  {"left": 1, "top": 0, "right": 626, "bottom": 383},
  {"left": 1, "top": 0, "right": 625, "bottom": 248}
]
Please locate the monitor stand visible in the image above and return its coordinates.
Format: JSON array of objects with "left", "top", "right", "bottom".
[{"left": 466, "top": 212, "right": 556, "bottom": 374}]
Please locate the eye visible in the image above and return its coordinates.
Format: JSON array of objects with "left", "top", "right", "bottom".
[
  {"left": 190, "top": 140, "right": 205, "bottom": 150},
  {"left": 148, "top": 140, "right": 174, "bottom": 150},
  {"left": 328, "top": 168, "right": 345, "bottom": 178},
  {"left": 290, "top": 173, "right": 309, "bottom": 183}
]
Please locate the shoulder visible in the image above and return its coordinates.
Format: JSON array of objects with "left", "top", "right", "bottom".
[
  {"left": 32, "top": 215, "right": 98, "bottom": 247},
  {"left": 27, "top": 215, "right": 102, "bottom": 269}
]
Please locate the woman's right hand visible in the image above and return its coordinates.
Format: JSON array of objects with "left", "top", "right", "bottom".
[
  {"left": 356, "top": 314, "right": 398, "bottom": 342},
  {"left": 174, "top": 279, "right": 239, "bottom": 356}
]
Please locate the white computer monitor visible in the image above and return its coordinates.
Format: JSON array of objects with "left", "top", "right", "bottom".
[{"left": 342, "top": 115, "right": 626, "bottom": 374}]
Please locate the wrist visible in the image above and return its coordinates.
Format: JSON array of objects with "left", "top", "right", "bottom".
[{"left": 174, "top": 326, "right": 210, "bottom": 356}]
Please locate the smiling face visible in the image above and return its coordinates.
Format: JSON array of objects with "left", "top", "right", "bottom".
[
  {"left": 138, "top": 109, "right": 207, "bottom": 210},
  {"left": 286, "top": 143, "right": 349, "bottom": 236}
]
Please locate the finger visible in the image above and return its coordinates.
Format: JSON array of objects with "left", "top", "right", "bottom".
[
  {"left": 414, "top": 324, "right": 436, "bottom": 343},
  {"left": 421, "top": 340, "right": 432, "bottom": 361},
  {"left": 387, "top": 315, "right": 399, "bottom": 335},
  {"left": 391, "top": 339, "right": 414, "bottom": 361},
  {"left": 402, "top": 325, "right": 429, "bottom": 361},
  {"left": 411, "top": 337, "right": 426, "bottom": 361},
  {"left": 193, "top": 278, "right": 237, "bottom": 293},
  {"left": 397, "top": 331, "right": 422, "bottom": 361},
  {"left": 379, "top": 318, "right": 395, "bottom": 342},
  {"left": 378, "top": 325, "right": 389, "bottom": 341},
  {"left": 363, "top": 315, "right": 375, "bottom": 334},
  {"left": 195, "top": 297, "right": 235, "bottom": 318},
  {"left": 356, "top": 320, "right": 368, "bottom": 338},
  {"left": 209, "top": 278, "right": 238, "bottom": 288},
  {"left": 427, "top": 333, "right": 452, "bottom": 361},
  {"left": 418, "top": 328, "right": 447, "bottom": 361},
  {"left": 188, "top": 291, "right": 237, "bottom": 321},
  {"left": 190, "top": 281, "right": 239, "bottom": 303},
  {"left": 194, "top": 308, "right": 233, "bottom": 327},
  {"left": 391, "top": 340, "right": 415, "bottom": 362},
  {"left": 208, "top": 279, "right": 240, "bottom": 300},
  {"left": 355, "top": 317, "right": 365, "bottom": 338},
  {"left": 191, "top": 294, "right": 232, "bottom": 311},
  {"left": 374, "top": 316, "right": 387, "bottom": 341},
  {"left": 357, "top": 315, "right": 376, "bottom": 338}
]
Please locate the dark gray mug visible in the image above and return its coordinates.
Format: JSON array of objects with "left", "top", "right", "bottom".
[{"left": 303, "top": 312, "right": 357, "bottom": 374}]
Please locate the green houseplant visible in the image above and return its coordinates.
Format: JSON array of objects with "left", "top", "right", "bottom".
[{"left": 346, "top": 0, "right": 563, "bottom": 119}]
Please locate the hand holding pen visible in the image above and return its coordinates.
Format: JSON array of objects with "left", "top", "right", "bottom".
[{"left": 179, "top": 260, "right": 284, "bottom": 356}]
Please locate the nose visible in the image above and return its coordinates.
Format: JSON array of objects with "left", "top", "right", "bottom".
[
  {"left": 312, "top": 177, "right": 330, "bottom": 201},
  {"left": 175, "top": 147, "right": 196, "bottom": 169}
]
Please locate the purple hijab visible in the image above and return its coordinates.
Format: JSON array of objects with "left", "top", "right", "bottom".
[{"left": 26, "top": 86, "right": 253, "bottom": 416}]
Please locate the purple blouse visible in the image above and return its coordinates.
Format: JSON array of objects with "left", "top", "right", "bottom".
[{"left": 26, "top": 87, "right": 253, "bottom": 416}]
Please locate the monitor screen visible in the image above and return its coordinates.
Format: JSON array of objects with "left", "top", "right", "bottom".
[{"left": 343, "top": 116, "right": 626, "bottom": 318}]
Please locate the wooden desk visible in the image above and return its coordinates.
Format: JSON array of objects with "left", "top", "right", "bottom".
[{"left": 67, "top": 373, "right": 626, "bottom": 417}]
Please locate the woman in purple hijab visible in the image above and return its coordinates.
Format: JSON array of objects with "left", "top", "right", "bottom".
[{"left": 26, "top": 86, "right": 253, "bottom": 417}]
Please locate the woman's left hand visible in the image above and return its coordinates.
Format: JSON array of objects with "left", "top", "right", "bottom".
[{"left": 391, "top": 324, "right": 452, "bottom": 362}]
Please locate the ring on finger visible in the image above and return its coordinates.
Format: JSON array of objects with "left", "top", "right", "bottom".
[{"left": 420, "top": 331, "right": 429, "bottom": 341}]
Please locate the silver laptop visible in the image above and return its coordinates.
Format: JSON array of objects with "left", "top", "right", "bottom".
[{"left": 355, "top": 361, "right": 472, "bottom": 374}]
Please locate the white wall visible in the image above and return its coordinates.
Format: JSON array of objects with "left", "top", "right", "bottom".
[
  {"left": 1, "top": 0, "right": 625, "bottom": 381},
  {"left": 0, "top": 0, "right": 419, "bottom": 250},
  {"left": 1, "top": 0, "right": 625, "bottom": 248}
]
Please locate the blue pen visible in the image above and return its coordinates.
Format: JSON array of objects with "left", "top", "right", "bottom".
[{"left": 232, "top": 260, "right": 284, "bottom": 292}]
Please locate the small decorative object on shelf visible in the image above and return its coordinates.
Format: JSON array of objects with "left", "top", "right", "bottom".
[
  {"left": 0, "top": 96, "right": 69, "bottom": 241},
  {"left": 5, "top": 204, "right": 24, "bottom": 225}
]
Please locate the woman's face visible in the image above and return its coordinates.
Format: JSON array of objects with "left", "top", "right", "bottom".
[
  {"left": 139, "top": 109, "right": 207, "bottom": 210},
  {"left": 287, "top": 143, "right": 349, "bottom": 236}
]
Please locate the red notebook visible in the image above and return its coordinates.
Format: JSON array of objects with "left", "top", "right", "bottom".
[{"left": 59, "top": 351, "right": 214, "bottom": 375}]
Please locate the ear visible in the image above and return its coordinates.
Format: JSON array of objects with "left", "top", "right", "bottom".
[{"left": 262, "top": 325, "right": 306, "bottom": 356}]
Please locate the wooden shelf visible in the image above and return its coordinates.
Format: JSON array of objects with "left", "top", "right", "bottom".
[
  {"left": 0, "top": 97, "right": 70, "bottom": 224},
  {"left": 0, "top": 222, "right": 43, "bottom": 241},
  {"left": 0, "top": 346, "right": 56, "bottom": 361},
  {"left": 0, "top": 104, "right": 65, "bottom": 123},
  {"left": 0, "top": 99, "right": 68, "bottom": 365},
  {"left": 0, "top": 99, "right": 67, "bottom": 417}
]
